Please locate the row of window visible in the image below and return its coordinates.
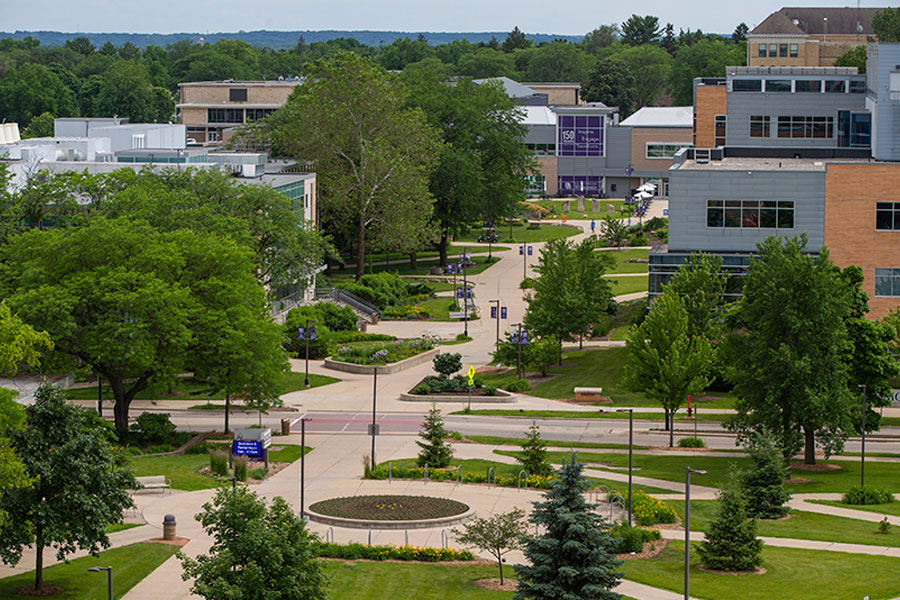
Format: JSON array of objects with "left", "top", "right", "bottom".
[
  {"left": 758, "top": 43, "right": 798, "bottom": 58},
  {"left": 646, "top": 143, "right": 692, "bottom": 159},
  {"left": 707, "top": 200, "right": 795, "bottom": 229},
  {"left": 750, "top": 115, "right": 834, "bottom": 139},
  {"left": 732, "top": 79, "right": 865, "bottom": 94},
  {"left": 525, "top": 143, "right": 556, "bottom": 155},
  {"left": 207, "top": 108, "right": 275, "bottom": 124}
]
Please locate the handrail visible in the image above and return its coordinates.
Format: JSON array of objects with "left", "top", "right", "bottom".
[{"left": 316, "top": 287, "right": 382, "bottom": 318}]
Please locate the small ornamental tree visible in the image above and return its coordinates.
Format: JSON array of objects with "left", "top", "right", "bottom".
[
  {"left": 740, "top": 430, "right": 791, "bottom": 519},
  {"left": 180, "top": 486, "right": 327, "bottom": 600},
  {"left": 514, "top": 456, "right": 623, "bottom": 600},
  {"left": 416, "top": 406, "right": 453, "bottom": 467},
  {"left": 0, "top": 384, "right": 136, "bottom": 592},
  {"left": 697, "top": 475, "right": 763, "bottom": 572},
  {"left": 517, "top": 422, "right": 554, "bottom": 477},
  {"left": 453, "top": 508, "right": 529, "bottom": 585},
  {"left": 600, "top": 215, "right": 629, "bottom": 250},
  {"left": 433, "top": 352, "right": 462, "bottom": 378}
]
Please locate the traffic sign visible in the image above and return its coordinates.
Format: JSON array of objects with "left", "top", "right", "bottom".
[{"left": 467, "top": 365, "right": 475, "bottom": 386}]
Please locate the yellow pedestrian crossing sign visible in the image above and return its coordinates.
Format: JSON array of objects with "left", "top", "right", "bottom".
[{"left": 467, "top": 365, "right": 475, "bottom": 386}]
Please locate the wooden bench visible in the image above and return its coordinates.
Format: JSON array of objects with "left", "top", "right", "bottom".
[
  {"left": 135, "top": 475, "right": 171, "bottom": 492},
  {"left": 573, "top": 387, "right": 608, "bottom": 403}
]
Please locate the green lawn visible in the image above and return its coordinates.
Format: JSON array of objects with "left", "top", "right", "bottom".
[
  {"left": 668, "top": 500, "right": 900, "bottom": 547},
  {"left": 0, "top": 542, "right": 179, "bottom": 599},
  {"left": 324, "top": 561, "right": 513, "bottom": 599},
  {"left": 476, "top": 347, "right": 735, "bottom": 408},
  {"left": 378, "top": 457, "right": 674, "bottom": 495},
  {"left": 455, "top": 222, "right": 579, "bottom": 244},
  {"left": 534, "top": 199, "right": 628, "bottom": 220},
  {"left": 808, "top": 499, "right": 900, "bottom": 518},
  {"left": 130, "top": 445, "right": 310, "bottom": 491},
  {"left": 466, "top": 435, "right": 649, "bottom": 451},
  {"left": 606, "top": 275, "right": 649, "bottom": 296},
  {"left": 331, "top": 254, "right": 499, "bottom": 277},
  {"left": 621, "top": 541, "right": 900, "bottom": 600},
  {"left": 416, "top": 297, "right": 480, "bottom": 322},
  {"left": 609, "top": 325, "right": 631, "bottom": 341},
  {"left": 599, "top": 248, "right": 649, "bottom": 274},
  {"left": 361, "top": 244, "right": 510, "bottom": 264},
  {"left": 67, "top": 371, "right": 337, "bottom": 403},
  {"left": 106, "top": 522, "right": 143, "bottom": 534}
]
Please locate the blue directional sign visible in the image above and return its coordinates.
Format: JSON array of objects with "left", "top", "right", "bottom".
[
  {"left": 519, "top": 246, "right": 524, "bottom": 255},
  {"left": 527, "top": 246, "right": 533, "bottom": 256},
  {"left": 233, "top": 440, "right": 262, "bottom": 456},
  {"left": 500, "top": 307, "right": 507, "bottom": 319},
  {"left": 490, "top": 306, "right": 497, "bottom": 319},
  {"left": 522, "top": 330, "right": 529, "bottom": 344},
  {"left": 456, "top": 287, "right": 464, "bottom": 299},
  {"left": 297, "top": 326, "right": 317, "bottom": 340}
]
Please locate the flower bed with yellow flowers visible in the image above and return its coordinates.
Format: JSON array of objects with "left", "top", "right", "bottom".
[
  {"left": 315, "top": 542, "right": 475, "bottom": 562},
  {"left": 309, "top": 495, "right": 469, "bottom": 521},
  {"left": 366, "top": 464, "right": 555, "bottom": 489},
  {"left": 626, "top": 490, "right": 677, "bottom": 526}
]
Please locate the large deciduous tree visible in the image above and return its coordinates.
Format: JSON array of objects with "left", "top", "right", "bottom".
[
  {"left": 403, "top": 69, "right": 534, "bottom": 265},
  {"left": 624, "top": 289, "right": 712, "bottom": 446},
  {"left": 873, "top": 8, "right": 900, "bottom": 42},
  {"left": 514, "top": 456, "right": 623, "bottom": 599},
  {"left": 0, "top": 384, "right": 135, "bottom": 592},
  {"left": 0, "top": 218, "right": 281, "bottom": 436},
  {"left": 581, "top": 57, "right": 637, "bottom": 117},
  {"left": 180, "top": 486, "right": 327, "bottom": 600},
  {"left": 724, "top": 235, "right": 854, "bottom": 464},
  {"left": 664, "top": 252, "right": 728, "bottom": 341},
  {"left": 263, "top": 52, "right": 441, "bottom": 279}
]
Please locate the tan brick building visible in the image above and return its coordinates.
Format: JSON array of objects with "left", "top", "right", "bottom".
[
  {"left": 748, "top": 7, "right": 883, "bottom": 67},
  {"left": 692, "top": 80, "right": 727, "bottom": 149},
  {"left": 177, "top": 80, "right": 299, "bottom": 145}
]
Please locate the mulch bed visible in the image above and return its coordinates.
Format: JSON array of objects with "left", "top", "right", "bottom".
[
  {"left": 146, "top": 536, "right": 191, "bottom": 546},
  {"left": 14, "top": 586, "right": 63, "bottom": 597},
  {"left": 618, "top": 538, "right": 668, "bottom": 560},
  {"left": 474, "top": 578, "right": 518, "bottom": 591},
  {"left": 698, "top": 564, "right": 767, "bottom": 575},
  {"left": 308, "top": 495, "right": 469, "bottom": 521},
  {"left": 198, "top": 460, "right": 290, "bottom": 484},
  {"left": 790, "top": 461, "right": 841, "bottom": 472}
]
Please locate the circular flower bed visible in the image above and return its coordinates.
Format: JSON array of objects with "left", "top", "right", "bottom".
[{"left": 309, "top": 494, "right": 468, "bottom": 521}]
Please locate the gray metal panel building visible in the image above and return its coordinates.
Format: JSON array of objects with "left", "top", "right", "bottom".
[{"left": 867, "top": 43, "right": 900, "bottom": 161}]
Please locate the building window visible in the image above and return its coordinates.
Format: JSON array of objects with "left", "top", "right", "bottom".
[
  {"left": 849, "top": 80, "right": 867, "bottom": 94},
  {"left": 229, "top": 88, "right": 248, "bottom": 102},
  {"left": 750, "top": 115, "right": 771, "bottom": 137},
  {"left": 714, "top": 115, "right": 726, "bottom": 146},
  {"left": 790, "top": 43, "right": 799, "bottom": 57},
  {"left": 525, "top": 143, "right": 557, "bottom": 156},
  {"left": 557, "top": 115, "right": 604, "bottom": 157},
  {"left": 758, "top": 43, "right": 767, "bottom": 57},
  {"left": 769, "top": 43, "right": 777, "bottom": 56},
  {"left": 246, "top": 108, "right": 275, "bottom": 121},
  {"left": 732, "top": 79, "right": 762, "bottom": 92},
  {"left": 707, "top": 200, "right": 794, "bottom": 229},
  {"left": 645, "top": 142, "right": 692, "bottom": 158},
  {"left": 824, "top": 80, "right": 846, "bottom": 93},
  {"left": 558, "top": 175, "right": 603, "bottom": 196},
  {"left": 525, "top": 175, "right": 546, "bottom": 197},
  {"left": 776, "top": 116, "right": 834, "bottom": 138},
  {"left": 779, "top": 43, "right": 788, "bottom": 57},
  {"left": 875, "top": 268, "right": 900, "bottom": 297},
  {"left": 765, "top": 79, "right": 791, "bottom": 92},
  {"left": 208, "top": 108, "right": 244, "bottom": 123},
  {"left": 876, "top": 202, "right": 900, "bottom": 230},
  {"left": 795, "top": 80, "right": 821, "bottom": 93}
]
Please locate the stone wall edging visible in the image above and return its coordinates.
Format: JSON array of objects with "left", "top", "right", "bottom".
[
  {"left": 306, "top": 505, "right": 476, "bottom": 530},
  {"left": 398, "top": 390, "right": 515, "bottom": 403},
  {"left": 323, "top": 348, "right": 438, "bottom": 375}
]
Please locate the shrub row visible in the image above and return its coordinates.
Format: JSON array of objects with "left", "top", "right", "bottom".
[
  {"left": 678, "top": 437, "right": 706, "bottom": 448},
  {"left": 367, "top": 464, "right": 554, "bottom": 489},
  {"left": 314, "top": 542, "right": 474, "bottom": 562},
  {"left": 333, "top": 338, "right": 434, "bottom": 365},
  {"left": 412, "top": 375, "right": 496, "bottom": 395},
  {"left": 843, "top": 485, "right": 894, "bottom": 505},
  {"left": 607, "top": 523, "right": 662, "bottom": 554}
]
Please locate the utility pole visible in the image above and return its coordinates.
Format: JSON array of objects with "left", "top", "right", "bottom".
[
  {"left": 490, "top": 300, "right": 500, "bottom": 344},
  {"left": 463, "top": 249, "right": 469, "bottom": 337}
]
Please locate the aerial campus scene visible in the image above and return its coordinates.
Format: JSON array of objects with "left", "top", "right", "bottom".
[{"left": 2, "top": 0, "right": 900, "bottom": 598}]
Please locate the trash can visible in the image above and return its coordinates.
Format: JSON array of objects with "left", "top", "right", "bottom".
[
  {"left": 163, "top": 514, "right": 176, "bottom": 540},
  {"left": 281, "top": 418, "right": 291, "bottom": 436}
]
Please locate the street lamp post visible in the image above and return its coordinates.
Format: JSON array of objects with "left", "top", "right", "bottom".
[
  {"left": 617, "top": 409, "right": 634, "bottom": 526},
  {"left": 684, "top": 467, "right": 707, "bottom": 600},
  {"left": 87, "top": 566, "right": 113, "bottom": 600},
  {"left": 490, "top": 300, "right": 500, "bottom": 344},
  {"left": 859, "top": 383, "right": 868, "bottom": 487},
  {"left": 304, "top": 318, "right": 311, "bottom": 388},
  {"left": 463, "top": 250, "right": 469, "bottom": 337},
  {"left": 370, "top": 365, "right": 378, "bottom": 473}
]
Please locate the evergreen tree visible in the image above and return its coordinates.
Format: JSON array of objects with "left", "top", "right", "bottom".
[
  {"left": 416, "top": 406, "right": 453, "bottom": 467},
  {"left": 514, "top": 456, "right": 623, "bottom": 600},
  {"left": 697, "top": 475, "right": 763, "bottom": 572},
  {"left": 740, "top": 430, "right": 791, "bottom": 519},
  {"left": 517, "top": 422, "right": 553, "bottom": 477}
]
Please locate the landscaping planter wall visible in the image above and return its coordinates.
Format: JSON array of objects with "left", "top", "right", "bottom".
[
  {"left": 306, "top": 505, "right": 476, "bottom": 530},
  {"left": 399, "top": 390, "right": 516, "bottom": 403},
  {"left": 324, "top": 348, "right": 438, "bottom": 375}
]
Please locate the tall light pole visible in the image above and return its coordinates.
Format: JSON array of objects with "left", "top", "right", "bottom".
[
  {"left": 859, "top": 383, "right": 868, "bottom": 487},
  {"left": 87, "top": 566, "right": 113, "bottom": 600},
  {"left": 684, "top": 467, "right": 707, "bottom": 600},
  {"left": 370, "top": 365, "right": 378, "bottom": 473},
  {"left": 303, "top": 319, "right": 311, "bottom": 388},
  {"left": 490, "top": 300, "right": 500, "bottom": 344},
  {"left": 617, "top": 409, "right": 634, "bottom": 526},
  {"left": 462, "top": 249, "right": 469, "bottom": 337},
  {"left": 299, "top": 415, "right": 311, "bottom": 520}
]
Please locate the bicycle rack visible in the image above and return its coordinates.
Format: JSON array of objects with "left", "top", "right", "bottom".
[
  {"left": 457, "top": 465, "right": 464, "bottom": 485},
  {"left": 325, "top": 527, "right": 334, "bottom": 544},
  {"left": 424, "top": 464, "right": 429, "bottom": 484},
  {"left": 441, "top": 530, "right": 449, "bottom": 548},
  {"left": 517, "top": 470, "right": 528, "bottom": 492},
  {"left": 612, "top": 498, "right": 626, "bottom": 521},
  {"left": 487, "top": 467, "right": 496, "bottom": 488}
]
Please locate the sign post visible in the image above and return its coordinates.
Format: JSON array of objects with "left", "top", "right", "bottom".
[
  {"left": 467, "top": 365, "right": 476, "bottom": 411},
  {"left": 298, "top": 322, "right": 317, "bottom": 388},
  {"left": 233, "top": 427, "right": 272, "bottom": 469}
]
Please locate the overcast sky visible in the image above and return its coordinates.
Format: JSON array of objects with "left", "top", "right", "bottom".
[{"left": 3, "top": 0, "right": 881, "bottom": 36}]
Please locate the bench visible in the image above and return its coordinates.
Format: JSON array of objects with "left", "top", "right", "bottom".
[
  {"left": 573, "top": 387, "right": 607, "bottom": 403},
  {"left": 135, "top": 475, "right": 171, "bottom": 492}
]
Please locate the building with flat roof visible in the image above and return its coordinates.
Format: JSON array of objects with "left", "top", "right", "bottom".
[
  {"left": 748, "top": 6, "right": 883, "bottom": 67},
  {"left": 177, "top": 80, "right": 301, "bottom": 145}
]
